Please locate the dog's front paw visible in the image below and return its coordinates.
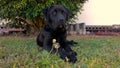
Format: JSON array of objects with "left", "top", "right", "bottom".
[
  {"left": 61, "top": 56, "right": 77, "bottom": 63},
  {"left": 68, "top": 56, "right": 77, "bottom": 63},
  {"left": 60, "top": 56, "right": 69, "bottom": 62},
  {"left": 67, "top": 51, "right": 77, "bottom": 63},
  {"left": 60, "top": 51, "right": 77, "bottom": 63}
]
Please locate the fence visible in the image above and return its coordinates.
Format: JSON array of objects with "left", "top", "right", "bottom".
[{"left": 67, "top": 23, "right": 87, "bottom": 35}]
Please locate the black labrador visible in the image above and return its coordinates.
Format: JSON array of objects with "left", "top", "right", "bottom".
[{"left": 37, "top": 5, "right": 77, "bottom": 63}]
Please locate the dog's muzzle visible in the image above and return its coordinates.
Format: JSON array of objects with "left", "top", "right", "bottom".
[
  {"left": 58, "top": 23, "right": 66, "bottom": 29},
  {"left": 59, "top": 25, "right": 64, "bottom": 28}
]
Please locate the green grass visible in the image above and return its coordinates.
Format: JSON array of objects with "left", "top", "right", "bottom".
[{"left": 0, "top": 36, "right": 120, "bottom": 68}]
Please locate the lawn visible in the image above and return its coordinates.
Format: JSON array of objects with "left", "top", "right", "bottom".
[{"left": 0, "top": 36, "right": 120, "bottom": 68}]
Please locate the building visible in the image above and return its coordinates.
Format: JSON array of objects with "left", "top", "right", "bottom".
[{"left": 68, "top": 23, "right": 120, "bottom": 35}]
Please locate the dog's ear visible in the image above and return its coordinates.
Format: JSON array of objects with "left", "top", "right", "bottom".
[
  {"left": 43, "top": 8, "right": 49, "bottom": 21},
  {"left": 43, "top": 6, "right": 54, "bottom": 21},
  {"left": 64, "top": 7, "right": 72, "bottom": 21}
]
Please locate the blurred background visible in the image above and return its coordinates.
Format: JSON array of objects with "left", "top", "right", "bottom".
[{"left": 77, "top": 0, "right": 120, "bottom": 25}]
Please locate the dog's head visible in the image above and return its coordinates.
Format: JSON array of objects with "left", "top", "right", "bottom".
[{"left": 43, "top": 5, "right": 71, "bottom": 30}]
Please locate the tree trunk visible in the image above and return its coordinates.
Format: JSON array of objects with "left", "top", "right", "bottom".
[
  {"left": 16, "top": 16, "right": 45, "bottom": 35},
  {"left": 31, "top": 16, "right": 45, "bottom": 34}
]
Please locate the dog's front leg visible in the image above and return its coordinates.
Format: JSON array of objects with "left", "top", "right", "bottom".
[
  {"left": 60, "top": 39, "right": 77, "bottom": 63},
  {"left": 64, "top": 42, "right": 77, "bottom": 63},
  {"left": 63, "top": 42, "right": 77, "bottom": 58},
  {"left": 43, "top": 36, "right": 53, "bottom": 52},
  {"left": 56, "top": 47, "right": 69, "bottom": 61},
  {"left": 43, "top": 37, "right": 68, "bottom": 61}
]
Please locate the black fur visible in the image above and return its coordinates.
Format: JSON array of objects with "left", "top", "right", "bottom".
[{"left": 37, "top": 5, "right": 77, "bottom": 63}]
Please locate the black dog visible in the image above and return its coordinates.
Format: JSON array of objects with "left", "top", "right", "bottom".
[{"left": 37, "top": 5, "right": 77, "bottom": 63}]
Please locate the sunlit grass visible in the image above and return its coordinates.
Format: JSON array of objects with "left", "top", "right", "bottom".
[{"left": 0, "top": 36, "right": 120, "bottom": 68}]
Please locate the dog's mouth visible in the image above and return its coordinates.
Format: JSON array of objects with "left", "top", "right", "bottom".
[
  {"left": 53, "top": 24, "right": 65, "bottom": 31},
  {"left": 58, "top": 24, "right": 65, "bottom": 29},
  {"left": 59, "top": 25, "right": 63, "bottom": 28}
]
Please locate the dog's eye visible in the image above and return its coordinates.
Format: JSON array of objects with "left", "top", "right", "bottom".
[
  {"left": 61, "top": 11, "right": 66, "bottom": 16},
  {"left": 52, "top": 11, "right": 57, "bottom": 16},
  {"left": 61, "top": 11, "right": 64, "bottom": 13}
]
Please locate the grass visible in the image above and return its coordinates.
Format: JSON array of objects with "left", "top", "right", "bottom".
[{"left": 0, "top": 36, "right": 120, "bottom": 68}]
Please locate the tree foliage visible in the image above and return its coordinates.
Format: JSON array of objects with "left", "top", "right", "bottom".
[{"left": 0, "top": 0, "right": 88, "bottom": 33}]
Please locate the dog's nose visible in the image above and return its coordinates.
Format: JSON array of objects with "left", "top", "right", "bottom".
[
  {"left": 59, "top": 18, "right": 65, "bottom": 22},
  {"left": 60, "top": 19, "right": 64, "bottom": 22}
]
